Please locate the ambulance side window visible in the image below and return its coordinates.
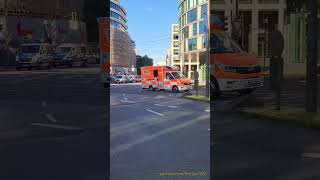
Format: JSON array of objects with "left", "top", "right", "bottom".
[
  {"left": 166, "top": 73, "right": 173, "bottom": 80},
  {"left": 154, "top": 70, "right": 158, "bottom": 77}
]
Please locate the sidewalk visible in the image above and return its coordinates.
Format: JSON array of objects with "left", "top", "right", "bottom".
[
  {"left": 183, "top": 85, "right": 210, "bottom": 102},
  {"left": 237, "top": 77, "right": 320, "bottom": 128},
  {"left": 0, "top": 65, "right": 15, "bottom": 72}
]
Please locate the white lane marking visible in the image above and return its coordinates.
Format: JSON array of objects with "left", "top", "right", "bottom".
[
  {"left": 145, "top": 109, "right": 164, "bottom": 116},
  {"left": 168, "top": 106, "right": 177, "bottom": 108},
  {"left": 154, "top": 104, "right": 166, "bottom": 107},
  {"left": 154, "top": 104, "right": 177, "bottom": 108},
  {"left": 41, "top": 101, "right": 47, "bottom": 107},
  {"left": 31, "top": 123, "right": 83, "bottom": 130},
  {"left": 111, "top": 115, "right": 207, "bottom": 156},
  {"left": 120, "top": 100, "right": 135, "bottom": 103},
  {"left": 302, "top": 152, "right": 320, "bottom": 159},
  {"left": 208, "top": 128, "right": 210, "bottom": 131},
  {"left": 124, "top": 97, "right": 128, "bottom": 101},
  {"left": 205, "top": 109, "right": 210, "bottom": 112},
  {"left": 45, "top": 113, "right": 57, "bottom": 123}
]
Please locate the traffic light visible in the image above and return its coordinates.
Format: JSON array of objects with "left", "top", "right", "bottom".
[{"left": 224, "top": 16, "right": 231, "bottom": 33}]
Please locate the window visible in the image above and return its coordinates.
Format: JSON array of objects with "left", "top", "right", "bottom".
[
  {"left": 202, "top": 35, "right": 207, "bottom": 48},
  {"left": 174, "top": 35, "right": 179, "bottom": 40},
  {"left": 201, "top": 3, "right": 208, "bottom": 19},
  {"left": 154, "top": 70, "right": 158, "bottom": 77},
  {"left": 182, "top": 26, "right": 189, "bottom": 38},
  {"left": 174, "top": 49, "right": 179, "bottom": 55},
  {"left": 192, "top": 23, "right": 197, "bottom": 36},
  {"left": 199, "top": 20, "right": 207, "bottom": 34},
  {"left": 187, "top": 8, "right": 197, "bottom": 23},
  {"left": 166, "top": 73, "right": 173, "bottom": 80},
  {"left": 188, "top": 38, "right": 197, "bottom": 51}
]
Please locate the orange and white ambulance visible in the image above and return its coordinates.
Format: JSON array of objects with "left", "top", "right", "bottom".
[
  {"left": 141, "top": 66, "right": 192, "bottom": 93},
  {"left": 210, "top": 15, "right": 264, "bottom": 97}
]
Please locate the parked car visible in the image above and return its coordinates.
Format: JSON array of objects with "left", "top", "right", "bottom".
[
  {"left": 128, "top": 75, "right": 139, "bottom": 83},
  {"left": 52, "top": 43, "right": 88, "bottom": 67},
  {"left": 16, "top": 43, "right": 53, "bottom": 70},
  {"left": 114, "top": 75, "right": 129, "bottom": 84}
]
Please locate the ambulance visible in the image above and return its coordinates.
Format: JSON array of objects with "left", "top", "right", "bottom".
[
  {"left": 141, "top": 66, "right": 192, "bottom": 93},
  {"left": 210, "top": 15, "right": 264, "bottom": 97}
]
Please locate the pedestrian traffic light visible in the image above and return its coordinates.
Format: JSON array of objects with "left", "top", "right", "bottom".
[{"left": 224, "top": 16, "right": 230, "bottom": 32}]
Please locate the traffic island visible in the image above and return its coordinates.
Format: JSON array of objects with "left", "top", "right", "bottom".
[{"left": 237, "top": 106, "right": 320, "bottom": 129}]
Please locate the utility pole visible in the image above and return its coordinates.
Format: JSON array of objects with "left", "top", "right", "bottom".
[{"left": 306, "top": 0, "right": 318, "bottom": 113}]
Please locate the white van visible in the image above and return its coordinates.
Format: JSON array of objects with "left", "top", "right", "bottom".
[
  {"left": 16, "top": 43, "right": 53, "bottom": 70},
  {"left": 52, "top": 43, "right": 88, "bottom": 67}
]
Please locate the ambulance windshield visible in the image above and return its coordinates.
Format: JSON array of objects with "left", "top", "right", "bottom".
[
  {"left": 171, "top": 72, "right": 184, "bottom": 79},
  {"left": 210, "top": 32, "right": 242, "bottom": 54}
]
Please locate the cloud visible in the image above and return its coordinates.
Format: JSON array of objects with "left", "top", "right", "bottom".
[{"left": 146, "top": 7, "right": 153, "bottom": 12}]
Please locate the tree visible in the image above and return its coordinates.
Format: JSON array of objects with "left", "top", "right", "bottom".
[{"left": 136, "top": 55, "right": 153, "bottom": 75}]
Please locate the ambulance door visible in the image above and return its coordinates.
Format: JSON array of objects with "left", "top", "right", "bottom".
[
  {"left": 164, "top": 72, "right": 173, "bottom": 90},
  {"left": 158, "top": 68, "right": 164, "bottom": 89}
]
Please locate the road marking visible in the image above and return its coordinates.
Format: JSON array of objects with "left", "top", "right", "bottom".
[
  {"left": 111, "top": 115, "right": 207, "bottom": 156},
  {"left": 204, "top": 109, "right": 210, "bottom": 112},
  {"left": 302, "top": 152, "right": 320, "bottom": 159},
  {"left": 208, "top": 128, "right": 210, "bottom": 131},
  {"left": 154, "top": 104, "right": 166, "bottom": 107},
  {"left": 168, "top": 106, "right": 177, "bottom": 108},
  {"left": 145, "top": 109, "right": 164, "bottom": 116},
  {"left": 45, "top": 113, "right": 57, "bottom": 123},
  {"left": 120, "top": 100, "right": 135, "bottom": 103},
  {"left": 31, "top": 123, "right": 83, "bottom": 130}
]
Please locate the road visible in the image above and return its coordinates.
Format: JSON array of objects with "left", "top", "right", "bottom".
[
  {"left": 0, "top": 65, "right": 109, "bottom": 180},
  {"left": 213, "top": 81, "right": 320, "bottom": 180},
  {"left": 110, "top": 83, "right": 210, "bottom": 180}
]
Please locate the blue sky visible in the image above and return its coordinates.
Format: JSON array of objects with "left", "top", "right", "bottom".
[{"left": 120, "top": 0, "right": 180, "bottom": 64}]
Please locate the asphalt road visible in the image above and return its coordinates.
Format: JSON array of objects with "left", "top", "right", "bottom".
[
  {"left": 213, "top": 84, "right": 320, "bottom": 180},
  {"left": 110, "top": 83, "right": 210, "bottom": 180},
  {"left": 0, "top": 65, "right": 109, "bottom": 180}
]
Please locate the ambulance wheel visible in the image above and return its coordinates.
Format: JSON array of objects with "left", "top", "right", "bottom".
[
  {"left": 149, "top": 86, "right": 155, "bottom": 91},
  {"left": 172, "top": 86, "right": 179, "bottom": 93},
  {"left": 211, "top": 76, "right": 221, "bottom": 98}
]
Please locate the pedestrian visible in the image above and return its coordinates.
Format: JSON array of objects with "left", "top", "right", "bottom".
[{"left": 193, "top": 68, "right": 199, "bottom": 96}]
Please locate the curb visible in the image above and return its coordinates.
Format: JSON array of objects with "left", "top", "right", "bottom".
[
  {"left": 236, "top": 107, "right": 320, "bottom": 129},
  {"left": 184, "top": 95, "right": 210, "bottom": 103}
]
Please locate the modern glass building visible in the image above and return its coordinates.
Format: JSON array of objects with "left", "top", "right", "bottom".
[
  {"left": 110, "top": 0, "right": 136, "bottom": 75},
  {"left": 178, "top": 0, "right": 208, "bottom": 84}
]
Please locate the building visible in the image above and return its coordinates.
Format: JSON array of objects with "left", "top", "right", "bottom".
[
  {"left": 0, "top": 0, "right": 87, "bottom": 65},
  {"left": 166, "top": 48, "right": 171, "bottom": 66},
  {"left": 211, "top": 0, "right": 320, "bottom": 75},
  {"left": 110, "top": 0, "right": 136, "bottom": 75},
  {"left": 170, "top": 24, "right": 180, "bottom": 68},
  {"left": 178, "top": 0, "right": 208, "bottom": 84}
]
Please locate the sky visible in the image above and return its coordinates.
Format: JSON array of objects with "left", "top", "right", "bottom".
[{"left": 120, "top": 0, "right": 180, "bottom": 64}]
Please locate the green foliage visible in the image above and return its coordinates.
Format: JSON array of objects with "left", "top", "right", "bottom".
[{"left": 136, "top": 55, "right": 153, "bottom": 75}]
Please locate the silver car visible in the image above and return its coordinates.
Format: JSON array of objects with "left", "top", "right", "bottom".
[{"left": 114, "top": 75, "right": 129, "bottom": 84}]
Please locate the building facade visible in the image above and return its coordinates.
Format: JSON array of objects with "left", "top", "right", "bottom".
[
  {"left": 110, "top": 0, "right": 136, "bottom": 75},
  {"left": 178, "top": 0, "right": 208, "bottom": 84},
  {"left": 0, "top": 0, "right": 87, "bottom": 65},
  {"left": 166, "top": 48, "right": 171, "bottom": 66},
  {"left": 170, "top": 24, "right": 180, "bottom": 68}
]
